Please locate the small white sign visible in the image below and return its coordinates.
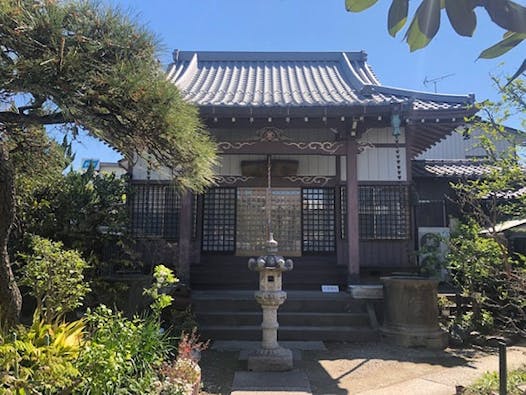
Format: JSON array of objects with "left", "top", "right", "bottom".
[{"left": 321, "top": 285, "right": 339, "bottom": 293}]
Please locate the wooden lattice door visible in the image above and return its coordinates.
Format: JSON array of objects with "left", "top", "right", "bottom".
[{"left": 236, "top": 188, "right": 301, "bottom": 256}]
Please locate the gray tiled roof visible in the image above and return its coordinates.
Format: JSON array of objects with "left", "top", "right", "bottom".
[
  {"left": 412, "top": 160, "right": 491, "bottom": 178},
  {"left": 167, "top": 51, "right": 474, "bottom": 111}
]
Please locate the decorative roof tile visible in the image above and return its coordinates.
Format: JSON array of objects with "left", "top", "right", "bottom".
[
  {"left": 412, "top": 160, "right": 492, "bottom": 178},
  {"left": 167, "top": 51, "right": 474, "bottom": 111}
]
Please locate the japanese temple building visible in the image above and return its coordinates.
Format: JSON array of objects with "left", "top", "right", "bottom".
[{"left": 129, "top": 51, "right": 476, "bottom": 290}]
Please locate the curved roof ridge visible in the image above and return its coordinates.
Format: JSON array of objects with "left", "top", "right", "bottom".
[{"left": 170, "top": 50, "right": 368, "bottom": 63}]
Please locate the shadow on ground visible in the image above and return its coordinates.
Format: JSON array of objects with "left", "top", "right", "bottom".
[
  {"left": 199, "top": 341, "right": 484, "bottom": 395},
  {"left": 299, "top": 341, "right": 481, "bottom": 395}
]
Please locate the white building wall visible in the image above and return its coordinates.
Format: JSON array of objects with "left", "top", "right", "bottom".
[
  {"left": 132, "top": 156, "right": 174, "bottom": 181},
  {"left": 417, "top": 128, "right": 513, "bottom": 160},
  {"left": 359, "top": 127, "right": 406, "bottom": 144}
]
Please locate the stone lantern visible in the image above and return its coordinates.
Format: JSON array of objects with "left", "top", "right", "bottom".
[{"left": 247, "top": 234, "right": 294, "bottom": 371}]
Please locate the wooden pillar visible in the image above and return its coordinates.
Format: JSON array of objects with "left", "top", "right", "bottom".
[
  {"left": 335, "top": 155, "right": 345, "bottom": 266},
  {"left": 346, "top": 137, "right": 360, "bottom": 282},
  {"left": 178, "top": 191, "right": 193, "bottom": 283},
  {"left": 405, "top": 126, "right": 417, "bottom": 265}
]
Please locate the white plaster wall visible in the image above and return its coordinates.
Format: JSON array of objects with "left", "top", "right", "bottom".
[
  {"left": 341, "top": 147, "right": 407, "bottom": 181},
  {"left": 131, "top": 156, "right": 174, "bottom": 181},
  {"left": 359, "top": 127, "right": 406, "bottom": 145},
  {"left": 214, "top": 154, "right": 336, "bottom": 176},
  {"left": 417, "top": 128, "right": 513, "bottom": 160}
]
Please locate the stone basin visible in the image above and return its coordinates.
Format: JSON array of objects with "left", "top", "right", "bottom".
[{"left": 380, "top": 276, "right": 448, "bottom": 349}]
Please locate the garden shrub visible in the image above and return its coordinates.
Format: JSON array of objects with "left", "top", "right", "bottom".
[
  {"left": 448, "top": 222, "right": 526, "bottom": 336},
  {"left": 0, "top": 316, "right": 84, "bottom": 394},
  {"left": 464, "top": 364, "right": 526, "bottom": 395},
  {"left": 76, "top": 305, "right": 171, "bottom": 394},
  {"left": 152, "top": 328, "right": 208, "bottom": 395},
  {"left": 76, "top": 265, "right": 177, "bottom": 394},
  {"left": 19, "top": 236, "right": 90, "bottom": 321}
]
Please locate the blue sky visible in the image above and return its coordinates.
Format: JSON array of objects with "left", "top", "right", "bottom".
[{"left": 70, "top": 0, "right": 525, "bottom": 168}]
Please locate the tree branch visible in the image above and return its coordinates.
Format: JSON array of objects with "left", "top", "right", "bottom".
[{"left": 0, "top": 111, "right": 67, "bottom": 125}]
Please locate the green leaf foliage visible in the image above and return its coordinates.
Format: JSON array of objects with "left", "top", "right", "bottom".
[
  {"left": 0, "top": 0, "right": 216, "bottom": 192},
  {"left": 479, "top": 32, "right": 526, "bottom": 59},
  {"left": 144, "top": 264, "right": 178, "bottom": 319},
  {"left": 345, "top": 0, "right": 378, "bottom": 12},
  {"left": 77, "top": 305, "right": 171, "bottom": 394},
  {"left": 0, "top": 317, "right": 85, "bottom": 393},
  {"left": 345, "top": 0, "right": 526, "bottom": 81},
  {"left": 507, "top": 59, "right": 526, "bottom": 85},
  {"left": 447, "top": 78, "right": 526, "bottom": 337},
  {"left": 19, "top": 236, "right": 90, "bottom": 322},
  {"left": 404, "top": 9, "right": 431, "bottom": 51},
  {"left": 465, "top": 364, "right": 526, "bottom": 395},
  {"left": 445, "top": 0, "right": 476, "bottom": 37},
  {"left": 388, "top": 0, "right": 409, "bottom": 37},
  {"left": 484, "top": 0, "right": 526, "bottom": 34}
]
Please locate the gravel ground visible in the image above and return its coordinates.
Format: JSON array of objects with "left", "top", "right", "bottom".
[{"left": 199, "top": 341, "right": 526, "bottom": 395}]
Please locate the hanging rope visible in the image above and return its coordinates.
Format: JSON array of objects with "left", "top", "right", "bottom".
[
  {"left": 395, "top": 134, "right": 401, "bottom": 180},
  {"left": 391, "top": 111, "right": 402, "bottom": 181},
  {"left": 266, "top": 154, "right": 272, "bottom": 240}
]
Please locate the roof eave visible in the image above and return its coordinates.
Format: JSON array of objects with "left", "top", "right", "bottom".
[{"left": 197, "top": 103, "right": 475, "bottom": 119}]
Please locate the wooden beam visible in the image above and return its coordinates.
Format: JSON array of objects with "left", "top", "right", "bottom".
[{"left": 217, "top": 141, "right": 346, "bottom": 155}]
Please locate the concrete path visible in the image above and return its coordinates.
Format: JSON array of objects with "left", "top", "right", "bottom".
[
  {"left": 355, "top": 345, "right": 526, "bottom": 395},
  {"left": 222, "top": 344, "right": 526, "bottom": 395}
]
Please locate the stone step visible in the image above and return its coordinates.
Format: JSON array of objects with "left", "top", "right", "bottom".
[
  {"left": 190, "top": 262, "right": 347, "bottom": 290},
  {"left": 196, "top": 311, "right": 370, "bottom": 327},
  {"left": 199, "top": 325, "right": 379, "bottom": 342},
  {"left": 192, "top": 291, "right": 365, "bottom": 313}
]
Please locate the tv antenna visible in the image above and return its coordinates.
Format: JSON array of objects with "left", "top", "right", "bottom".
[{"left": 423, "top": 73, "right": 455, "bottom": 93}]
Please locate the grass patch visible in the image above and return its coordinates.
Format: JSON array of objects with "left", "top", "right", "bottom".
[{"left": 464, "top": 364, "right": 526, "bottom": 395}]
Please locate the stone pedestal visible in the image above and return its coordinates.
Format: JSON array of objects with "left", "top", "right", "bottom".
[
  {"left": 247, "top": 236, "right": 294, "bottom": 371},
  {"left": 381, "top": 276, "right": 448, "bottom": 349}
]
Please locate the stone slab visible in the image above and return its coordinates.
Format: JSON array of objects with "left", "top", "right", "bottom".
[
  {"left": 212, "top": 340, "right": 326, "bottom": 351},
  {"left": 231, "top": 370, "right": 311, "bottom": 394},
  {"left": 348, "top": 284, "right": 384, "bottom": 299},
  {"left": 239, "top": 348, "right": 302, "bottom": 361}
]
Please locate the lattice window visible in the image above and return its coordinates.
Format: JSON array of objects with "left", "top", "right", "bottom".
[
  {"left": 131, "top": 183, "right": 180, "bottom": 240},
  {"left": 359, "top": 185, "right": 409, "bottom": 240},
  {"left": 302, "top": 188, "right": 336, "bottom": 253},
  {"left": 202, "top": 188, "right": 236, "bottom": 253}
]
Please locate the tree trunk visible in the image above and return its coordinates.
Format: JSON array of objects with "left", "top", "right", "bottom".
[{"left": 0, "top": 143, "right": 22, "bottom": 327}]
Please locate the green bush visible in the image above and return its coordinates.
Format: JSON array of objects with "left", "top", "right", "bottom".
[
  {"left": 19, "top": 236, "right": 90, "bottom": 321},
  {"left": 76, "top": 305, "right": 171, "bottom": 394},
  {"left": 448, "top": 222, "right": 526, "bottom": 336}
]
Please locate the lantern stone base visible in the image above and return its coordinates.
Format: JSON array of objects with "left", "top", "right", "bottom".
[{"left": 247, "top": 347, "right": 293, "bottom": 372}]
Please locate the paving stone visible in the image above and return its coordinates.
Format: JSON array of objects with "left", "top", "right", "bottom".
[
  {"left": 231, "top": 370, "right": 311, "bottom": 394},
  {"left": 212, "top": 340, "right": 326, "bottom": 351}
]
